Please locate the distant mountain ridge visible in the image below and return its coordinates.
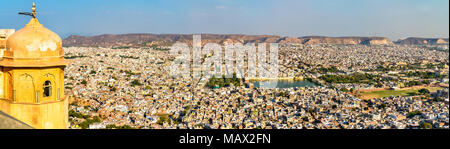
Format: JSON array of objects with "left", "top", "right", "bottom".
[
  {"left": 62, "top": 33, "right": 447, "bottom": 47},
  {"left": 395, "top": 37, "right": 449, "bottom": 45}
]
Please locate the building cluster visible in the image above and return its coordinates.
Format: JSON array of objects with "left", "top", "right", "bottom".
[{"left": 64, "top": 44, "right": 449, "bottom": 129}]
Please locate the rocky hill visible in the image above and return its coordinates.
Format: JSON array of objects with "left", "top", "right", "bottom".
[
  {"left": 63, "top": 34, "right": 396, "bottom": 47},
  {"left": 395, "top": 37, "right": 449, "bottom": 45},
  {"left": 298, "top": 36, "right": 392, "bottom": 45},
  {"left": 63, "top": 34, "right": 282, "bottom": 47}
]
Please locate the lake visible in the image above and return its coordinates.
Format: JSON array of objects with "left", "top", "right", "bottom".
[{"left": 251, "top": 80, "right": 318, "bottom": 89}]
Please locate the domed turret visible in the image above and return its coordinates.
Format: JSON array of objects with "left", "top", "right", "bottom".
[{"left": 0, "top": 2, "right": 69, "bottom": 129}]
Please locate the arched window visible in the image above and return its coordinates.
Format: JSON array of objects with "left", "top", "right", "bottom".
[{"left": 43, "top": 81, "right": 52, "bottom": 97}]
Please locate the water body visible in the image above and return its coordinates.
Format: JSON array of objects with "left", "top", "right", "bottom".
[{"left": 252, "top": 80, "right": 318, "bottom": 89}]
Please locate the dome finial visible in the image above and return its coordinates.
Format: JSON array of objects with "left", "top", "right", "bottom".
[
  {"left": 18, "top": 2, "right": 37, "bottom": 18},
  {"left": 32, "top": 2, "right": 36, "bottom": 18}
]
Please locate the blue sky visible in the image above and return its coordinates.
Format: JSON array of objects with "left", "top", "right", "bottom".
[{"left": 0, "top": 0, "right": 448, "bottom": 40}]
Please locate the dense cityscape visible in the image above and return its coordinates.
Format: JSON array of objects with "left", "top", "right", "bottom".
[{"left": 64, "top": 44, "right": 449, "bottom": 129}]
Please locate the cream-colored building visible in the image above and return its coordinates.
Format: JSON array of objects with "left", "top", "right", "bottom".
[
  {"left": 0, "top": 29, "right": 15, "bottom": 57},
  {"left": 0, "top": 3, "right": 70, "bottom": 129}
]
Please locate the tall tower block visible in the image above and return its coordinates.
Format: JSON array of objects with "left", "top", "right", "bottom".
[{"left": 0, "top": 3, "right": 70, "bottom": 129}]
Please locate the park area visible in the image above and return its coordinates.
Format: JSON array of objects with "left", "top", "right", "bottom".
[{"left": 357, "top": 86, "right": 443, "bottom": 100}]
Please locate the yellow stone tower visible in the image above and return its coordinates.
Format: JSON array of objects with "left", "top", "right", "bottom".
[{"left": 0, "top": 2, "right": 70, "bottom": 129}]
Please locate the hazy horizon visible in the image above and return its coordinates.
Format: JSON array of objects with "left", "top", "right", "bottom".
[{"left": 1, "top": 0, "right": 448, "bottom": 40}]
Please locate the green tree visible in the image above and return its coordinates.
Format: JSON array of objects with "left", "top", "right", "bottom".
[
  {"left": 81, "top": 80, "right": 87, "bottom": 85},
  {"left": 420, "top": 122, "right": 433, "bottom": 129},
  {"left": 131, "top": 80, "right": 142, "bottom": 86},
  {"left": 340, "top": 88, "right": 349, "bottom": 92},
  {"left": 407, "top": 111, "right": 422, "bottom": 118},
  {"left": 418, "top": 88, "right": 430, "bottom": 95}
]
